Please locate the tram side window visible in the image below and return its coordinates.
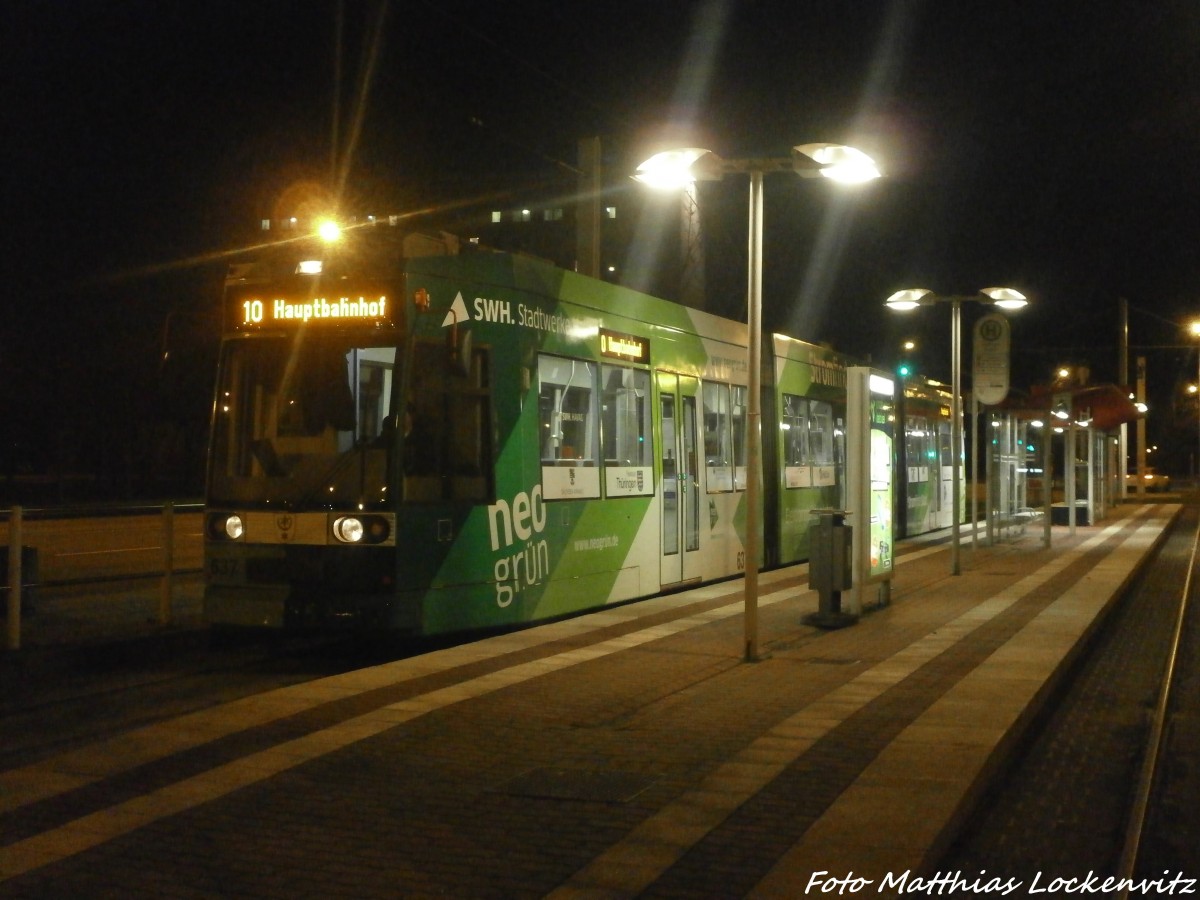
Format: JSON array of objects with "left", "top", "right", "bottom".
[
  {"left": 601, "top": 365, "right": 654, "bottom": 497},
  {"left": 538, "top": 355, "right": 601, "bottom": 500},
  {"left": 731, "top": 385, "right": 747, "bottom": 490},
  {"left": 782, "top": 394, "right": 809, "bottom": 467},
  {"left": 906, "top": 416, "right": 929, "bottom": 491},
  {"left": 781, "top": 393, "right": 811, "bottom": 489},
  {"left": 781, "top": 395, "right": 838, "bottom": 489},
  {"left": 809, "top": 400, "right": 838, "bottom": 488},
  {"left": 938, "top": 423, "right": 954, "bottom": 468},
  {"left": 808, "top": 401, "right": 834, "bottom": 466},
  {"left": 702, "top": 382, "right": 734, "bottom": 492}
]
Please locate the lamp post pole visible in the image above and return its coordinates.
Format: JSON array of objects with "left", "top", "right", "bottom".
[
  {"left": 744, "top": 170, "right": 764, "bottom": 660},
  {"left": 1191, "top": 321, "right": 1200, "bottom": 482},
  {"left": 885, "top": 288, "right": 1028, "bottom": 576},
  {"left": 950, "top": 297, "right": 963, "bottom": 575},
  {"left": 636, "top": 144, "right": 880, "bottom": 661}
]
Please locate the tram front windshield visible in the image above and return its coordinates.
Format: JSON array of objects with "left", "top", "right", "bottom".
[{"left": 209, "top": 332, "right": 399, "bottom": 510}]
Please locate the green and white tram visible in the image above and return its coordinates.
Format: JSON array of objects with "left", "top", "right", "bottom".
[
  {"left": 895, "top": 376, "right": 960, "bottom": 537},
  {"left": 203, "top": 228, "right": 956, "bottom": 636}
]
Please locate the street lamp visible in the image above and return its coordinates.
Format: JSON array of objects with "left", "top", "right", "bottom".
[
  {"left": 884, "top": 287, "right": 1028, "bottom": 575},
  {"left": 636, "top": 143, "right": 880, "bottom": 661}
]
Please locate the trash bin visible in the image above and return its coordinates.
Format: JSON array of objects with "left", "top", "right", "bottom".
[
  {"left": 803, "top": 510, "right": 857, "bottom": 629},
  {"left": 1, "top": 545, "right": 39, "bottom": 616}
]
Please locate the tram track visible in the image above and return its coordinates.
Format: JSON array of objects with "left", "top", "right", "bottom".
[
  {"left": 1129, "top": 500, "right": 1200, "bottom": 885},
  {"left": 939, "top": 498, "right": 1199, "bottom": 886}
]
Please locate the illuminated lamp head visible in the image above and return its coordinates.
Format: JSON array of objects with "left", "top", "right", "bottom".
[{"left": 317, "top": 219, "right": 342, "bottom": 243}]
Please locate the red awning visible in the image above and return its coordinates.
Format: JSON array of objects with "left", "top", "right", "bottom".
[{"left": 999, "top": 383, "right": 1142, "bottom": 430}]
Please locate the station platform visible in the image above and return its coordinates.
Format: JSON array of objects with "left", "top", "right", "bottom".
[{"left": 0, "top": 502, "right": 1180, "bottom": 897}]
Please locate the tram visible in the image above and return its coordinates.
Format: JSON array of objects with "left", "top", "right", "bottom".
[
  {"left": 203, "top": 227, "right": 957, "bottom": 635},
  {"left": 895, "top": 376, "right": 959, "bottom": 537}
]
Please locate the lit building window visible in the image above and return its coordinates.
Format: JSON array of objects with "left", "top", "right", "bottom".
[
  {"left": 518, "top": 209, "right": 532, "bottom": 222},
  {"left": 491, "top": 211, "right": 502, "bottom": 223},
  {"left": 605, "top": 206, "right": 617, "bottom": 219},
  {"left": 544, "top": 208, "right": 563, "bottom": 221},
  {"left": 261, "top": 219, "right": 271, "bottom": 231}
]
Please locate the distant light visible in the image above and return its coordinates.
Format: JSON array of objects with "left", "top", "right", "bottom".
[
  {"left": 297, "top": 260, "right": 323, "bottom": 275},
  {"left": 317, "top": 219, "right": 342, "bottom": 243},
  {"left": 1135, "top": 402, "right": 1148, "bottom": 413}
]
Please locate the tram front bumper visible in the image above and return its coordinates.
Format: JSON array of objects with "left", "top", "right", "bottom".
[{"left": 204, "top": 585, "right": 289, "bottom": 629}]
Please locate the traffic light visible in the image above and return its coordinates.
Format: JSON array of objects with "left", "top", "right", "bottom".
[{"left": 897, "top": 362, "right": 912, "bottom": 378}]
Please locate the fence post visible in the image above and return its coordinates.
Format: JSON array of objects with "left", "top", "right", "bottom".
[
  {"left": 159, "top": 501, "right": 174, "bottom": 625},
  {"left": 7, "top": 505, "right": 22, "bottom": 650}
]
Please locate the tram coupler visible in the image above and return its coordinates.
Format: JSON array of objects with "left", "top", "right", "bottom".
[{"left": 803, "top": 509, "right": 858, "bottom": 630}]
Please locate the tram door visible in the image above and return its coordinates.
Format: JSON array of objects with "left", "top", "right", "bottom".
[{"left": 658, "top": 372, "right": 703, "bottom": 586}]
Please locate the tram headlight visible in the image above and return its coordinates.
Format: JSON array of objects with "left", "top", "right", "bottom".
[
  {"left": 332, "top": 515, "right": 392, "bottom": 545},
  {"left": 207, "top": 512, "right": 244, "bottom": 541},
  {"left": 333, "top": 516, "right": 365, "bottom": 543}
]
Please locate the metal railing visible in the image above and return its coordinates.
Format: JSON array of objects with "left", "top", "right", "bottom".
[{"left": 3, "top": 501, "right": 202, "bottom": 651}]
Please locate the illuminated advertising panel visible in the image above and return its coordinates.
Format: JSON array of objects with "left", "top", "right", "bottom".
[
  {"left": 846, "top": 367, "right": 895, "bottom": 614},
  {"left": 867, "top": 388, "right": 895, "bottom": 580}
]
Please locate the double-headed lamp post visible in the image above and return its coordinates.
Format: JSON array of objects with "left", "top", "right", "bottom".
[
  {"left": 635, "top": 143, "right": 880, "bottom": 661},
  {"left": 884, "top": 287, "right": 1028, "bottom": 575}
]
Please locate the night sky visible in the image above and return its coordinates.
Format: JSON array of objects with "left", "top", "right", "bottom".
[{"left": 5, "top": 0, "right": 1200, "bottom": 492}]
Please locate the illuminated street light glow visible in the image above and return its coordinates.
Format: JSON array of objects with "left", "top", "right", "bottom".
[
  {"left": 317, "top": 219, "right": 342, "bottom": 242},
  {"left": 982, "top": 286, "right": 1028, "bottom": 309},
  {"left": 633, "top": 148, "right": 716, "bottom": 189},
  {"left": 794, "top": 143, "right": 882, "bottom": 183}
]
